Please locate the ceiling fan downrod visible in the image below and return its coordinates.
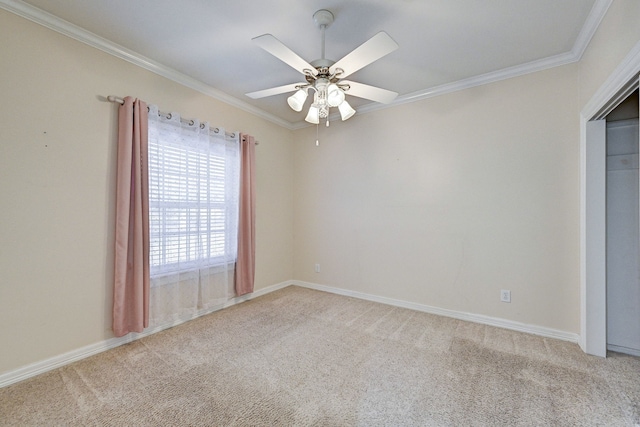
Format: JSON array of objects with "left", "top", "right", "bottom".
[
  {"left": 313, "top": 9, "right": 334, "bottom": 65},
  {"left": 307, "top": 10, "right": 342, "bottom": 85}
]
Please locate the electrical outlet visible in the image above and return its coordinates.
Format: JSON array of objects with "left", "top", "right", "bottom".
[
  {"left": 500, "top": 290, "right": 511, "bottom": 303},
  {"left": 315, "top": 263, "right": 320, "bottom": 273}
]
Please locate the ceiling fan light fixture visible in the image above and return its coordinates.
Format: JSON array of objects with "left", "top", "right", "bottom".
[
  {"left": 287, "top": 88, "right": 308, "bottom": 112},
  {"left": 305, "top": 104, "right": 320, "bottom": 124},
  {"left": 327, "top": 83, "right": 345, "bottom": 107},
  {"left": 338, "top": 100, "right": 356, "bottom": 121},
  {"left": 248, "top": 9, "right": 398, "bottom": 126}
]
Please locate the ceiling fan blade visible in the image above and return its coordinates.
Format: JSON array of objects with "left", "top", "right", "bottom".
[
  {"left": 252, "top": 34, "right": 317, "bottom": 76},
  {"left": 341, "top": 80, "right": 398, "bottom": 104},
  {"left": 246, "top": 83, "right": 303, "bottom": 99},
  {"left": 330, "top": 32, "right": 398, "bottom": 79}
]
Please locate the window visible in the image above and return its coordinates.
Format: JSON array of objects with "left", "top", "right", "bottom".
[{"left": 147, "top": 108, "right": 240, "bottom": 278}]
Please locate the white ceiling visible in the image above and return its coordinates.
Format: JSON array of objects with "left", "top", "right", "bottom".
[{"left": 4, "top": 0, "right": 608, "bottom": 128}]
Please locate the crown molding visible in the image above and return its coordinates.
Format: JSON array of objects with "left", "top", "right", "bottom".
[
  {"left": 0, "top": 0, "right": 297, "bottom": 130},
  {"left": 301, "top": 50, "right": 579, "bottom": 128},
  {"left": 318, "top": 49, "right": 577, "bottom": 124},
  {"left": 582, "top": 38, "right": 640, "bottom": 120},
  {"left": 1, "top": 0, "right": 612, "bottom": 131},
  {"left": 301, "top": 0, "right": 614, "bottom": 128},
  {"left": 362, "top": 51, "right": 578, "bottom": 114},
  {"left": 572, "top": 0, "right": 613, "bottom": 60},
  {"left": 356, "top": 0, "right": 612, "bottom": 118}
]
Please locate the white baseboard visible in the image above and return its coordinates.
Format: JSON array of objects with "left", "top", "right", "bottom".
[
  {"left": 607, "top": 344, "right": 640, "bottom": 357},
  {"left": 0, "top": 280, "right": 295, "bottom": 388},
  {"left": 294, "top": 281, "right": 580, "bottom": 344},
  {"left": 2, "top": 279, "right": 580, "bottom": 388}
]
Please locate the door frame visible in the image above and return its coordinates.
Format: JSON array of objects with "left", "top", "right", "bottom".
[{"left": 580, "top": 40, "right": 640, "bottom": 356}]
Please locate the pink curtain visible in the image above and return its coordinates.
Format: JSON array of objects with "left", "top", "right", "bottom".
[
  {"left": 112, "top": 97, "right": 150, "bottom": 337},
  {"left": 235, "top": 134, "right": 257, "bottom": 296}
]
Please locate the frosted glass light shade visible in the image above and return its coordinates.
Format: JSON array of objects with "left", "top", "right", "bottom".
[
  {"left": 327, "top": 84, "right": 345, "bottom": 107},
  {"left": 287, "top": 89, "right": 308, "bottom": 112},
  {"left": 338, "top": 100, "right": 356, "bottom": 121},
  {"left": 305, "top": 104, "right": 320, "bottom": 124}
]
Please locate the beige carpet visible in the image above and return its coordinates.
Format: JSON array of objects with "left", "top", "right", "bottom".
[{"left": 1, "top": 285, "right": 639, "bottom": 426}]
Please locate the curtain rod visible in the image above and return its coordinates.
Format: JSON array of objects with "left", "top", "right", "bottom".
[{"left": 107, "top": 95, "right": 258, "bottom": 144}]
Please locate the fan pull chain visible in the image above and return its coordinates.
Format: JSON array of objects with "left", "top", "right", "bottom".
[{"left": 316, "top": 123, "right": 319, "bottom": 146}]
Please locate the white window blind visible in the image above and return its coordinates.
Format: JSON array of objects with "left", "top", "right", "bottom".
[{"left": 147, "top": 106, "right": 240, "bottom": 278}]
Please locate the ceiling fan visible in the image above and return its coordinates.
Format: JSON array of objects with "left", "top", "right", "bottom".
[{"left": 246, "top": 9, "right": 399, "bottom": 125}]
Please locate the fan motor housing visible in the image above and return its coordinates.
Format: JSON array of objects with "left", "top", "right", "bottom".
[
  {"left": 307, "top": 61, "right": 340, "bottom": 84},
  {"left": 310, "top": 58, "right": 335, "bottom": 69}
]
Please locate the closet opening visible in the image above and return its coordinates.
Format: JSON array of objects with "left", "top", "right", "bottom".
[
  {"left": 605, "top": 90, "right": 640, "bottom": 357},
  {"left": 581, "top": 45, "right": 640, "bottom": 356}
]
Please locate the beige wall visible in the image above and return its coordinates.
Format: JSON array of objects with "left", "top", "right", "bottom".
[
  {"left": 291, "top": 0, "right": 640, "bottom": 335},
  {"left": 293, "top": 64, "right": 581, "bottom": 332},
  {"left": 0, "top": 10, "right": 294, "bottom": 374}
]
